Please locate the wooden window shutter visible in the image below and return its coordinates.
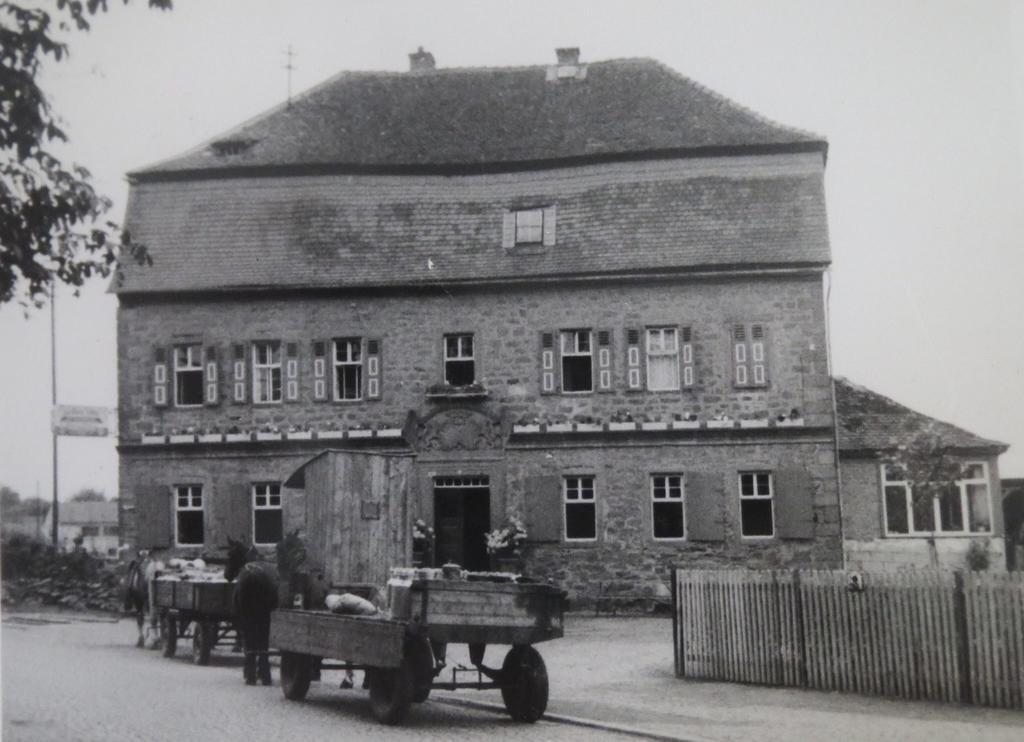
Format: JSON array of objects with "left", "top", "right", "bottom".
[
  {"left": 774, "top": 468, "right": 815, "bottom": 539},
  {"left": 685, "top": 472, "right": 725, "bottom": 541},
  {"left": 596, "top": 329, "right": 613, "bottom": 392},
  {"left": 203, "top": 346, "right": 219, "bottom": 405},
  {"left": 285, "top": 342, "right": 300, "bottom": 402},
  {"left": 366, "top": 338, "right": 382, "bottom": 400},
  {"left": 680, "top": 326, "right": 695, "bottom": 388},
  {"left": 214, "top": 482, "right": 252, "bottom": 544},
  {"left": 501, "top": 211, "right": 516, "bottom": 249},
  {"left": 153, "top": 347, "right": 168, "bottom": 407},
  {"left": 542, "top": 205, "right": 557, "bottom": 246},
  {"left": 733, "top": 324, "right": 749, "bottom": 387},
  {"left": 626, "top": 328, "right": 642, "bottom": 390},
  {"left": 231, "top": 343, "right": 247, "bottom": 404},
  {"left": 312, "top": 341, "right": 328, "bottom": 401},
  {"left": 524, "top": 474, "right": 563, "bottom": 542},
  {"left": 750, "top": 324, "right": 768, "bottom": 386},
  {"left": 135, "top": 484, "right": 172, "bottom": 549},
  {"left": 539, "top": 332, "right": 559, "bottom": 395}
]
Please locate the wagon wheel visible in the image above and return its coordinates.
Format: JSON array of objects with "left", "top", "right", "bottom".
[
  {"left": 192, "top": 621, "right": 214, "bottom": 665},
  {"left": 367, "top": 659, "right": 415, "bottom": 725},
  {"left": 160, "top": 614, "right": 177, "bottom": 658},
  {"left": 406, "top": 638, "right": 434, "bottom": 703},
  {"left": 500, "top": 645, "right": 549, "bottom": 723},
  {"left": 280, "top": 652, "right": 312, "bottom": 701}
]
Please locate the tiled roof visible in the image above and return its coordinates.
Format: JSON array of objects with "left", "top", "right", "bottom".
[
  {"left": 115, "top": 165, "right": 829, "bottom": 293},
  {"left": 133, "top": 57, "right": 823, "bottom": 177},
  {"left": 57, "top": 501, "right": 118, "bottom": 526},
  {"left": 835, "top": 377, "right": 1007, "bottom": 453}
]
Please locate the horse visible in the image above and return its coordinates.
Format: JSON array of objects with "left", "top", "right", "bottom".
[
  {"left": 225, "top": 538, "right": 280, "bottom": 686},
  {"left": 123, "top": 550, "right": 164, "bottom": 648}
]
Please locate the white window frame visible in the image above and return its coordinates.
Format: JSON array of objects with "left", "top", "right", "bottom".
[
  {"left": 173, "top": 344, "right": 204, "bottom": 407},
  {"left": 333, "top": 338, "right": 363, "bottom": 401},
  {"left": 252, "top": 482, "right": 283, "bottom": 547},
  {"left": 514, "top": 208, "right": 544, "bottom": 245},
  {"left": 563, "top": 475, "right": 597, "bottom": 542},
  {"left": 252, "top": 342, "right": 282, "bottom": 404},
  {"left": 646, "top": 327, "right": 680, "bottom": 391},
  {"left": 444, "top": 333, "right": 475, "bottom": 386},
  {"left": 560, "top": 329, "right": 593, "bottom": 394},
  {"left": 174, "top": 484, "right": 204, "bottom": 547},
  {"left": 881, "top": 461, "right": 993, "bottom": 537},
  {"left": 739, "top": 471, "right": 774, "bottom": 539},
  {"left": 651, "top": 473, "right": 685, "bottom": 541}
]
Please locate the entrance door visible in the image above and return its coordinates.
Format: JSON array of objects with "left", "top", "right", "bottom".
[{"left": 433, "top": 477, "right": 490, "bottom": 571}]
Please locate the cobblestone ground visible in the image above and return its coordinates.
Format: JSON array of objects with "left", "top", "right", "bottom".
[{"left": 1, "top": 613, "right": 633, "bottom": 742}]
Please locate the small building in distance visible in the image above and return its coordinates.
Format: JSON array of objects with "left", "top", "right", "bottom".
[
  {"left": 43, "top": 501, "right": 120, "bottom": 556},
  {"left": 835, "top": 378, "right": 1009, "bottom": 571}
]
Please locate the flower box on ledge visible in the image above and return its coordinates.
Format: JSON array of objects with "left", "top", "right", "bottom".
[
  {"left": 225, "top": 432, "right": 251, "bottom": 443},
  {"left": 376, "top": 428, "right": 403, "bottom": 439},
  {"left": 641, "top": 421, "right": 669, "bottom": 431},
  {"left": 775, "top": 418, "right": 805, "bottom": 428},
  {"left": 706, "top": 420, "right": 735, "bottom": 430},
  {"left": 739, "top": 419, "right": 770, "bottom": 429},
  {"left": 197, "top": 433, "right": 223, "bottom": 443},
  {"left": 348, "top": 429, "right": 372, "bottom": 439},
  {"left": 574, "top": 423, "right": 603, "bottom": 433},
  {"left": 514, "top": 424, "right": 541, "bottom": 434},
  {"left": 547, "top": 422, "right": 572, "bottom": 433},
  {"left": 141, "top": 434, "right": 165, "bottom": 445},
  {"left": 255, "top": 432, "right": 282, "bottom": 441},
  {"left": 608, "top": 421, "right": 637, "bottom": 432},
  {"left": 671, "top": 420, "right": 700, "bottom": 430},
  {"left": 286, "top": 431, "right": 313, "bottom": 441},
  {"left": 169, "top": 433, "right": 196, "bottom": 444},
  {"left": 317, "top": 430, "right": 345, "bottom": 440}
]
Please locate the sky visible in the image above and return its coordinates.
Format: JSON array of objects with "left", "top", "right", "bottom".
[{"left": 1, "top": 0, "right": 1023, "bottom": 503}]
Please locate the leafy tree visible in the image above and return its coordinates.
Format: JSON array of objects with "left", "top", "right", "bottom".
[
  {"left": 19, "top": 496, "right": 51, "bottom": 518},
  {"left": 0, "top": 484, "right": 21, "bottom": 511},
  {"left": 1, "top": 0, "right": 170, "bottom": 306},
  {"left": 70, "top": 487, "right": 105, "bottom": 502}
]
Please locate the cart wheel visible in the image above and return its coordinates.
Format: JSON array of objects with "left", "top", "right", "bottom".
[
  {"left": 500, "top": 645, "right": 548, "bottom": 723},
  {"left": 367, "top": 660, "right": 415, "bottom": 725},
  {"left": 280, "top": 652, "right": 312, "bottom": 701},
  {"left": 406, "top": 638, "right": 434, "bottom": 703},
  {"left": 192, "top": 621, "right": 214, "bottom": 665},
  {"left": 160, "top": 615, "right": 177, "bottom": 658}
]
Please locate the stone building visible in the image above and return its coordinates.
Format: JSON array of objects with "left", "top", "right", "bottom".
[
  {"left": 835, "top": 378, "right": 1009, "bottom": 572},
  {"left": 116, "top": 49, "right": 843, "bottom": 603}
]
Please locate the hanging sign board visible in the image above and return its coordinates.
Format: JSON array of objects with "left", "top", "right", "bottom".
[{"left": 51, "top": 405, "right": 116, "bottom": 437}]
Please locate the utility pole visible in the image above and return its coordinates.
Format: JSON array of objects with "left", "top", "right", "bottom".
[
  {"left": 50, "top": 284, "right": 59, "bottom": 546},
  {"left": 284, "top": 45, "right": 296, "bottom": 107}
]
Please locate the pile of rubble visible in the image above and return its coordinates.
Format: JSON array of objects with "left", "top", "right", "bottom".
[{"left": 1, "top": 535, "right": 126, "bottom": 613}]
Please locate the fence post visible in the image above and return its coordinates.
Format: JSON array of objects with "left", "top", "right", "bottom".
[
  {"left": 953, "top": 570, "right": 971, "bottom": 704},
  {"left": 672, "top": 567, "right": 682, "bottom": 677},
  {"left": 793, "top": 569, "right": 808, "bottom": 687}
]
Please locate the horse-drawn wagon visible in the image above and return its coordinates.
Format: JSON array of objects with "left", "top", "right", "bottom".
[
  {"left": 269, "top": 574, "right": 564, "bottom": 725},
  {"left": 152, "top": 577, "right": 237, "bottom": 665}
]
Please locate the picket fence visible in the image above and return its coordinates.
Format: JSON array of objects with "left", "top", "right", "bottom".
[{"left": 672, "top": 569, "right": 1024, "bottom": 710}]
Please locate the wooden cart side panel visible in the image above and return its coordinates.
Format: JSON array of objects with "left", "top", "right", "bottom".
[
  {"left": 153, "top": 580, "right": 175, "bottom": 608},
  {"left": 194, "top": 582, "right": 235, "bottom": 615},
  {"left": 416, "top": 582, "right": 564, "bottom": 640},
  {"left": 269, "top": 610, "right": 405, "bottom": 667}
]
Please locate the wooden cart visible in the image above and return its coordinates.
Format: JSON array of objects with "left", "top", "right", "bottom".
[
  {"left": 152, "top": 578, "right": 237, "bottom": 665},
  {"left": 269, "top": 577, "right": 564, "bottom": 725}
]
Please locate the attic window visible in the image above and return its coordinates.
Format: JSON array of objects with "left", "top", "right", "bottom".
[{"left": 210, "top": 138, "right": 257, "bottom": 156}]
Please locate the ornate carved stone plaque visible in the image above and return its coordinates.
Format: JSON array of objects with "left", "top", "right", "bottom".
[{"left": 417, "top": 409, "right": 503, "bottom": 451}]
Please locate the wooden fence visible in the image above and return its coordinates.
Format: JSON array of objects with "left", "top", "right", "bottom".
[{"left": 672, "top": 569, "right": 1024, "bottom": 710}]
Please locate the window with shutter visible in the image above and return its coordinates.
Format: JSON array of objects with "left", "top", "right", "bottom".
[
  {"left": 646, "top": 327, "right": 679, "bottom": 391},
  {"left": 739, "top": 472, "right": 774, "bottom": 538},
  {"left": 252, "top": 342, "right": 282, "bottom": 403},
  {"left": 564, "top": 476, "right": 596, "bottom": 541},
  {"left": 232, "top": 344, "right": 247, "bottom": 403},
  {"left": 651, "top": 474, "right": 685, "bottom": 539},
  {"left": 685, "top": 472, "right": 725, "bottom": 542},
  {"left": 774, "top": 469, "right": 815, "bottom": 540},
  {"left": 513, "top": 208, "right": 544, "bottom": 244},
  {"left": 204, "top": 346, "right": 218, "bottom": 405},
  {"left": 733, "top": 323, "right": 768, "bottom": 388},
  {"left": 334, "top": 338, "right": 363, "bottom": 401},
  {"left": 173, "top": 345, "right": 204, "bottom": 407},
  {"left": 252, "top": 482, "right": 283, "bottom": 545},
  {"left": 539, "top": 332, "right": 558, "bottom": 394},
  {"left": 626, "top": 328, "right": 642, "bottom": 389},
  {"left": 597, "top": 330, "right": 612, "bottom": 391},
  {"left": 312, "top": 341, "right": 327, "bottom": 401},
  {"left": 174, "top": 484, "right": 204, "bottom": 546},
  {"left": 153, "top": 348, "right": 168, "bottom": 407},
  {"left": 285, "top": 342, "right": 299, "bottom": 401},
  {"left": 560, "top": 330, "right": 593, "bottom": 393},
  {"left": 444, "top": 334, "right": 475, "bottom": 386}
]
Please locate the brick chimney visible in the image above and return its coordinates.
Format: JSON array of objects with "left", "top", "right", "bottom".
[
  {"left": 408, "top": 47, "right": 435, "bottom": 73},
  {"left": 548, "top": 47, "right": 586, "bottom": 81},
  {"left": 555, "top": 47, "right": 580, "bottom": 65}
]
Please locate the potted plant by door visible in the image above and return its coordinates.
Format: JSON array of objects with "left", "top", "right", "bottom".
[
  {"left": 411, "top": 518, "right": 435, "bottom": 567},
  {"left": 485, "top": 515, "right": 528, "bottom": 573}
]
